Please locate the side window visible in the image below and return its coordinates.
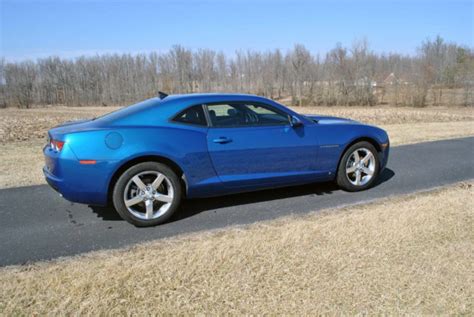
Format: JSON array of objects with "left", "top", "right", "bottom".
[
  {"left": 207, "top": 104, "right": 243, "bottom": 127},
  {"left": 246, "top": 104, "right": 289, "bottom": 125},
  {"left": 173, "top": 105, "right": 207, "bottom": 126},
  {"left": 207, "top": 103, "right": 289, "bottom": 128}
]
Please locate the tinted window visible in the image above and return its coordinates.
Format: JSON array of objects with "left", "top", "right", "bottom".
[
  {"left": 93, "top": 99, "right": 160, "bottom": 122},
  {"left": 173, "top": 105, "right": 207, "bottom": 126},
  {"left": 207, "top": 103, "right": 289, "bottom": 127}
]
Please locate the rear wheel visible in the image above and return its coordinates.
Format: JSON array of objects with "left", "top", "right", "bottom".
[
  {"left": 336, "top": 141, "right": 380, "bottom": 192},
  {"left": 112, "top": 162, "right": 182, "bottom": 226}
]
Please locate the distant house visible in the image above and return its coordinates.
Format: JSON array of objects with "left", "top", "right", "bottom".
[
  {"left": 354, "top": 77, "right": 377, "bottom": 88},
  {"left": 383, "top": 73, "right": 410, "bottom": 86},
  {"left": 383, "top": 73, "right": 397, "bottom": 85}
]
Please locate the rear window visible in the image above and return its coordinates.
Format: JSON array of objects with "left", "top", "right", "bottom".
[
  {"left": 173, "top": 105, "right": 207, "bottom": 126},
  {"left": 93, "top": 99, "right": 160, "bottom": 122}
]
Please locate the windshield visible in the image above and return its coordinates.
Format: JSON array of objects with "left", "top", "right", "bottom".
[{"left": 302, "top": 115, "right": 319, "bottom": 123}]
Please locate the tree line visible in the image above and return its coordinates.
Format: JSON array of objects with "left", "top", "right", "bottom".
[{"left": 0, "top": 36, "right": 472, "bottom": 108}]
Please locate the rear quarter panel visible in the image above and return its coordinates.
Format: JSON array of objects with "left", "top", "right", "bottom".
[{"left": 65, "top": 125, "right": 217, "bottom": 199}]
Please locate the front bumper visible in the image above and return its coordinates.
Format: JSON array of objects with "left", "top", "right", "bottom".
[{"left": 379, "top": 142, "right": 390, "bottom": 171}]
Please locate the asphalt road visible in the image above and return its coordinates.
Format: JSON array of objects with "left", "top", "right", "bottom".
[{"left": 1, "top": 137, "right": 473, "bottom": 266}]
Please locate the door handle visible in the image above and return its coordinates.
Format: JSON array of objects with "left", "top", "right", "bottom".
[{"left": 213, "top": 137, "right": 232, "bottom": 144}]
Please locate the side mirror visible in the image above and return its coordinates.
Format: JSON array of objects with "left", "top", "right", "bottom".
[{"left": 288, "top": 115, "right": 303, "bottom": 128}]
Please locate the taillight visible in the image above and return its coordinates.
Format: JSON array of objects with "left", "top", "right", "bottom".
[{"left": 50, "top": 139, "right": 65, "bottom": 151}]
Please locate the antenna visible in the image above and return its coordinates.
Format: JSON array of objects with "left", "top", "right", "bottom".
[{"left": 158, "top": 91, "right": 168, "bottom": 99}]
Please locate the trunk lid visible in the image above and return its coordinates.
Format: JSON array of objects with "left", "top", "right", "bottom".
[{"left": 48, "top": 119, "right": 102, "bottom": 140}]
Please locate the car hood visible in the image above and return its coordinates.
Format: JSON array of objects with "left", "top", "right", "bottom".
[{"left": 306, "top": 115, "right": 358, "bottom": 125}]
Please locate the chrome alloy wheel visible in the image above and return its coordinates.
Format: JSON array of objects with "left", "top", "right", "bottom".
[
  {"left": 345, "top": 148, "right": 376, "bottom": 186},
  {"left": 123, "top": 171, "right": 174, "bottom": 220}
]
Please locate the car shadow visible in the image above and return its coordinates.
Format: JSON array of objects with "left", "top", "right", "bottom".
[
  {"left": 91, "top": 205, "right": 123, "bottom": 221},
  {"left": 374, "top": 167, "right": 395, "bottom": 186},
  {"left": 91, "top": 168, "right": 395, "bottom": 223},
  {"left": 171, "top": 167, "right": 395, "bottom": 223}
]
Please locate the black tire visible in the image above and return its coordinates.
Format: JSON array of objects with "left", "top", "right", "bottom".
[
  {"left": 336, "top": 141, "right": 380, "bottom": 192},
  {"left": 112, "top": 162, "right": 182, "bottom": 227}
]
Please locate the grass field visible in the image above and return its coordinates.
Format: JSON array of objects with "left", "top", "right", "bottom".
[
  {"left": 1, "top": 105, "right": 473, "bottom": 144},
  {"left": 1, "top": 182, "right": 472, "bottom": 315},
  {"left": 0, "top": 105, "right": 473, "bottom": 188},
  {"left": 0, "top": 105, "right": 472, "bottom": 314}
]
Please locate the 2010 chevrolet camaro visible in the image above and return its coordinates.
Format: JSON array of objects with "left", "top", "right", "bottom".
[{"left": 44, "top": 93, "right": 389, "bottom": 226}]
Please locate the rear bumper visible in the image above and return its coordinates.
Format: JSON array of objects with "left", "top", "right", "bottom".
[
  {"left": 43, "top": 145, "right": 113, "bottom": 206},
  {"left": 43, "top": 166, "right": 62, "bottom": 194},
  {"left": 43, "top": 165, "right": 109, "bottom": 206}
]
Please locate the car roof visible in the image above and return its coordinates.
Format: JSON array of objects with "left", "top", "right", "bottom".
[
  {"left": 101, "top": 93, "right": 301, "bottom": 126},
  {"left": 161, "top": 93, "right": 269, "bottom": 104}
]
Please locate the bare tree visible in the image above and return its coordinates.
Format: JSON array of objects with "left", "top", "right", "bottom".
[
  {"left": 289, "top": 44, "right": 312, "bottom": 106},
  {"left": 0, "top": 58, "right": 6, "bottom": 108},
  {"left": 0, "top": 37, "right": 472, "bottom": 108},
  {"left": 4, "top": 61, "right": 36, "bottom": 108}
]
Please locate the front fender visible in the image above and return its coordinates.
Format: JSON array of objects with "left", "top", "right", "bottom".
[{"left": 316, "top": 124, "right": 389, "bottom": 172}]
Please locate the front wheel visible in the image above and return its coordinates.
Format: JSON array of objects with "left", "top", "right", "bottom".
[
  {"left": 336, "top": 141, "right": 380, "bottom": 192},
  {"left": 112, "top": 162, "right": 182, "bottom": 227}
]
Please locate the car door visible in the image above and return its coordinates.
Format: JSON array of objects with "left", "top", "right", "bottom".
[{"left": 206, "top": 102, "right": 321, "bottom": 189}]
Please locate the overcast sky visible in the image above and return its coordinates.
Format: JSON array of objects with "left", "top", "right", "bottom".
[{"left": 1, "top": 0, "right": 473, "bottom": 61}]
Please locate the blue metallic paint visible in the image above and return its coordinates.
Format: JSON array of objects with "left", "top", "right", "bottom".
[{"left": 44, "top": 94, "right": 390, "bottom": 206}]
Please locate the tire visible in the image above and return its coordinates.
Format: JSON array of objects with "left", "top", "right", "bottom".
[
  {"left": 112, "top": 162, "right": 182, "bottom": 227},
  {"left": 336, "top": 141, "right": 380, "bottom": 192}
]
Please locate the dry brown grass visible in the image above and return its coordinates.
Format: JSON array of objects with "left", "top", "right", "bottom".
[
  {"left": 0, "top": 182, "right": 472, "bottom": 315},
  {"left": 296, "top": 105, "right": 474, "bottom": 124},
  {"left": 383, "top": 121, "right": 474, "bottom": 145},
  {"left": 0, "top": 141, "right": 45, "bottom": 188},
  {"left": 1, "top": 105, "right": 473, "bottom": 144},
  {"left": 0, "top": 106, "right": 117, "bottom": 144},
  {"left": 0, "top": 105, "right": 472, "bottom": 188}
]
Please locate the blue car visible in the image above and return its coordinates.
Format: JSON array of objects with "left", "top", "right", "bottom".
[{"left": 44, "top": 93, "right": 389, "bottom": 226}]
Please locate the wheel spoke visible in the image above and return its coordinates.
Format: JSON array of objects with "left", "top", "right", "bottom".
[
  {"left": 132, "top": 175, "right": 147, "bottom": 191},
  {"left": 353, "top": 151, "right": 360, "bottom": 163},
  {"left": 355, "top": 170, "right": 361, "bottom": 185},
  {"left": 362, "top": 167, "right": 373, "bottom": 176},
  {"left": 346, "top": 165, "right": 357, "bottom": 174},
  {"left": 125, "top": 195, "right": 143, "bottom": 207},
  {"left": 151, "top": 174, "right": 165, "bottom": 190},
  {"left": 124, "top": 170, "right": 175, "bottom": 221},
  {"left": 361, "top": 152, "right": 374, "bottom": 164},
  {"left": 154, "top": 193, "right": 173, "bottom": 203},
  {"left": 145, "top": 200, "right": 154, "bottom": 219}
]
